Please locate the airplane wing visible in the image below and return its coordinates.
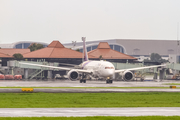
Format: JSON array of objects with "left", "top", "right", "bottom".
[
  {"left": 58, "top": 63, "right": 78, "bottom": 67},
  {"left": 114, "top": 64, "right": 166, "bottom": 73},
  {"left": 19, "top": 62, "right": 92, "bottom": 73}
]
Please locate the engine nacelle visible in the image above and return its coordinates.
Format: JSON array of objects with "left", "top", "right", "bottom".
[
  {"left": 67, "top": 69, "right": 80, "bottom": 81},
  {"left": 120, "top": 70, "right": 134, "bottom": 81}
]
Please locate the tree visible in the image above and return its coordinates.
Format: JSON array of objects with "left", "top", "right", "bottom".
[
  {"left": 99, "top": 55, "right": 103, "bottom": 60},
  {"left": 144, "top": 53, "right": 168, "bottom": 63},
  {"left": 76, "top": 49, "right": 80, "bottom": 52},
  {"left": 13, "top": 53, "right": 23, "bottom": 60},
  {"left": 150, "top": 53, "right": 162, "bottom": 62},
  {"left": 28, "top": 43, "right": 44, "bottom": 52}
]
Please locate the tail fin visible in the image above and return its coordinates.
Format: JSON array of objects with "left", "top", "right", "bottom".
[{"left": 82, "top": 37, "right": 89, "bottom": 62}]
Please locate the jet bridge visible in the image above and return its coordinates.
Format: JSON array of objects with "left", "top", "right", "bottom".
[
  {"left": 112, "top": 62, "right": 180, "bottom": 80},
  {"left": 8, "top": 60, "right": 60, "bottom": 80},
  {"left": 8, "top": 60, "right": 180, "bottom": 81},
  {"left": 112, "top": 62, "right": 159, "bottom": 81}
]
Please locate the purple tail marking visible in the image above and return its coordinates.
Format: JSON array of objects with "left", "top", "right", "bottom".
[{"left": 82, "top": 37, "right": 89, "bottom": 62}]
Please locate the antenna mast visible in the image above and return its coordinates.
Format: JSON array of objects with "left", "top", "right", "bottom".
[{"left": 177, "top": 22, "right": 179, "bottom": 56}]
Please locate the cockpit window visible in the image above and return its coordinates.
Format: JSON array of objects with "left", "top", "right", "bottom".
[{"left": 105, "top": 67, "right": 114, "bottom": 69}]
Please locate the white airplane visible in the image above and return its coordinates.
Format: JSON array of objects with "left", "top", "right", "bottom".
[{"left": 19, "top": 37, "right": 165, "bottom": 83}]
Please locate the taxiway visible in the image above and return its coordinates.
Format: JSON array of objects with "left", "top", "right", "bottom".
[{"left": 0, "top": 108, "right": 180, "bottom": 117}]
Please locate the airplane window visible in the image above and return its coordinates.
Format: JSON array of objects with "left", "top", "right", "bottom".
[{"left": 105, "top": 67, "right": 114, "bottom": 69}]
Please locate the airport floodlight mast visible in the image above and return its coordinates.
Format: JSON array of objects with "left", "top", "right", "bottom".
[
  {"left": 82, "top": 37, "right": 86, "bottom": 62},
  {"left": 72, "top": 41, "right": 76, "bottom": 50},
  {"left": 177, "top": 22, "right": 179, "bottom": 56}
]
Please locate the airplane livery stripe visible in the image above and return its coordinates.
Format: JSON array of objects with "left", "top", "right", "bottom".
[{"left": 82, "top": 61, "right": 91, "bottom": 69}]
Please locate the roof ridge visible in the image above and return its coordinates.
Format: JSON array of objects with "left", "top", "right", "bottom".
[
  {"left": 110, "top": 49, "right": 137, "bottom": 59},
  {"left": 97, "top": 42, "right": 110, "bottom": 49},
  {"left": 49, "top": 47, "right": 56, "bottom": 58},
  {"left": 22, "top": 47, "right": 46, "bottom": 55},
  {"left": 87, "top": 49, "right": 96, "bottom": 54},
  {"left": 0, "top": 51, "right": 12, "bottom": 57},
  {"left": 48, "top": 41, "right": 64, "bottom": 48}
]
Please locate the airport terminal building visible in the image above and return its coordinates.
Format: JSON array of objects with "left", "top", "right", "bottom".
[
  {"left": 0, "top": 39, "right": 178, "bottom": 80},
  {"left": 0, "top": 39, "right": 179, "bottom": 62}
]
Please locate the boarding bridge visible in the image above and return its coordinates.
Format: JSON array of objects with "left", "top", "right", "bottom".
[
  {"left": 112, "top": 62, "right": 180, "bottom": 80},
  {"left": 8, "top": 60, "right": 60, "bottom": 80},
  {"left": 7, "top": 60, "right": 180, "bottom": 80},
  {"left": 112, "top": 62, "right": 159, "bottom": 80}
]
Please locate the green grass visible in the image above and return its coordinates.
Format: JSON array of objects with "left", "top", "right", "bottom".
[
  {"left": 164, "top": 83, "right": 180, "bottom": 85},
  {"left": 1, "top": 92, "right": 180, "bottom": 108},
  {"left": 0, "top": 116, "right": 180, "bottom": 120}
]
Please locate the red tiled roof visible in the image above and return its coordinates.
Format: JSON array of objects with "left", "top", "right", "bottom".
[
  {"left": 88, "top": 42, "right": 137, "bottom": 60},
  {"left": 0, "top": 49, "right": 30, "bottom": 56},
  {"left": 0, "top": 52, "right": 12, "bottom": 58},
  {"left": 23, "top": 41, "right": 96, "bottom": 59},
  {"left": 97, "top": 42, "right": 111, "bottom": 49},
  {"left": 48, "top": 41, "right": 64, "bottom": 48}
]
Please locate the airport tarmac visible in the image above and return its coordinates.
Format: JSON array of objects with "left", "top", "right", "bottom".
[
  {"left": 1, "top": 88, "right": 180, "bottom": 93},
  {"left": 0, "top": 108, "right": 180, "bottom": 117},
  {"left": 0, "top": 79, "right": 178, "bottom": 88},
  {"left": 0, "top": 79, "right": 179, "bottom": 93}
]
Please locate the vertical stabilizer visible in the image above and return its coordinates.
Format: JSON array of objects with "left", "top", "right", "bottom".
[{"left": 82, "top": 37, "right": 89, "bottom": 62}]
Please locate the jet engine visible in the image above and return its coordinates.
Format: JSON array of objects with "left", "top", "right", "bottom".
[
  {"left": 67, "top": 69, "right": 80, "bottom": 81},
  {"left": 120, "top": 70, "right": 134, "bottom": 81}
]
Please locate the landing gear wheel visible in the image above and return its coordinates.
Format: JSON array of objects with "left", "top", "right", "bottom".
[
  {"left": 106, "top": 80, "right": 109, "bottom": 83},
  {"left": 106, "top": 80, "right": 113, "bottom": 84},
  {"left": 80, "top": 80, "right": 86, "bottom": 83},
  {"left": 80, "top": 73, "right": 86, "bottom": 83},
  {"left": 110, "top": 80, "right": 113, "bottom": 83}
]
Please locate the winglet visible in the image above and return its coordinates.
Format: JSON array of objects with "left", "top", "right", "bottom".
[{"left": 82, "top": 37, "right": 89, "bottom": 62}]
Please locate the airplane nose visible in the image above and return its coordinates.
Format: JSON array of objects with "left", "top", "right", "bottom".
[{"left": 106, "top": 69, "right": 115, "bottom": 77}]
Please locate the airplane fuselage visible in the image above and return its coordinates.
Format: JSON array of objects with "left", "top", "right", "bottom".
[{"left": 80, "top": 60, "right": 115, "bottom": 78}]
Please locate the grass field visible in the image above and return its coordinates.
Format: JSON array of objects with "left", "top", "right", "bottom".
[
  {"left": 0, "top": 92, "right": 180, "bottom": 108},
  {"left": 0, "top": 116, "right": 180, "bottom": 120},
  {"left": 164, "top": 83, "right": 180, "bottom": 85}
]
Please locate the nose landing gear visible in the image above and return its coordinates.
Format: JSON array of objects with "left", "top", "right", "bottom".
[{"left": 106, "top": 77, "right": 113, "bottom": 84}]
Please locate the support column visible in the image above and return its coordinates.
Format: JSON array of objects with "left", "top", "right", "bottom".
[
  {"left": 24, "top": 68, "right": 28, "bottom": 79},
  {"left": 153, "top": 73, "right": 158, "bottom": 79},
  {"left": 159, "top": 69, "right": 166, "bottom": 80},
  {"left": 48, "top": 70, "right": 52, "bottom": 80}
]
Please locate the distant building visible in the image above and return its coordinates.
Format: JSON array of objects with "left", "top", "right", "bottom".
[
  {"left": 88, "top": 42, "right": 137, "bottom": 63},
  {"left": 0, "top": 48, "right": 30, "bottom": 66},
  {"left": 22, "top": 41, "right": 136, "bottom": 64},
  {"left": 0, "top": 41, "right": 48, "bottom": 49},
  {"left": 1, "top": 39, "right": 180, "bottom": 60}
]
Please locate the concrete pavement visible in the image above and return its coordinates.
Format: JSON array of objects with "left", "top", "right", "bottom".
[
  {"left": 0, "top": 108, "right": 180, "bottom": 117},
  {"left": 0, "top": 79, "right": 178, "bottom": 87},
  {"left": 1, "top": 88, "right": 180, "bottom": 93}
]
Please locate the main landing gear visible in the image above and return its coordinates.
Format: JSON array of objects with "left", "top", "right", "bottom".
[
  {"left": 80, "top": 73, "right": 86, "bottom": 83},
  {"left": 80, "top": 79, "right": 86, "bottom": 83},
  {"left": 106, "top": 77, "right": 113, "bottom": 84}
]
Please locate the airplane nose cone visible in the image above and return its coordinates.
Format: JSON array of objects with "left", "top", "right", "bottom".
[{"left": 106, "top": 69, "right": 115, "bottom": 77}]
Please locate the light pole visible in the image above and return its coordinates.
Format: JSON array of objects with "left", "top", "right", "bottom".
[{"left": 72, "top": 41, "right": 76, "bottom": 50}]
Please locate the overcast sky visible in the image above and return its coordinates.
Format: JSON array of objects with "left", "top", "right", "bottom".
[{"left": 1, "top": 0, "right": 180, "bottom": 44}]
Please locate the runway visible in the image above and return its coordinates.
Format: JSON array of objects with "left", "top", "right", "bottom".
[
  {"left": 0, "top": 80, "right": 180, "bottom": 117},
  {"left": 0, "top": 80, "right": 179, "bottom": 93},
  {"left": 0, "top": 79, "right": 178, "bottom": 88},
  {"left": 0, "top": 108, "right": 180, "bottom": 117}
]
